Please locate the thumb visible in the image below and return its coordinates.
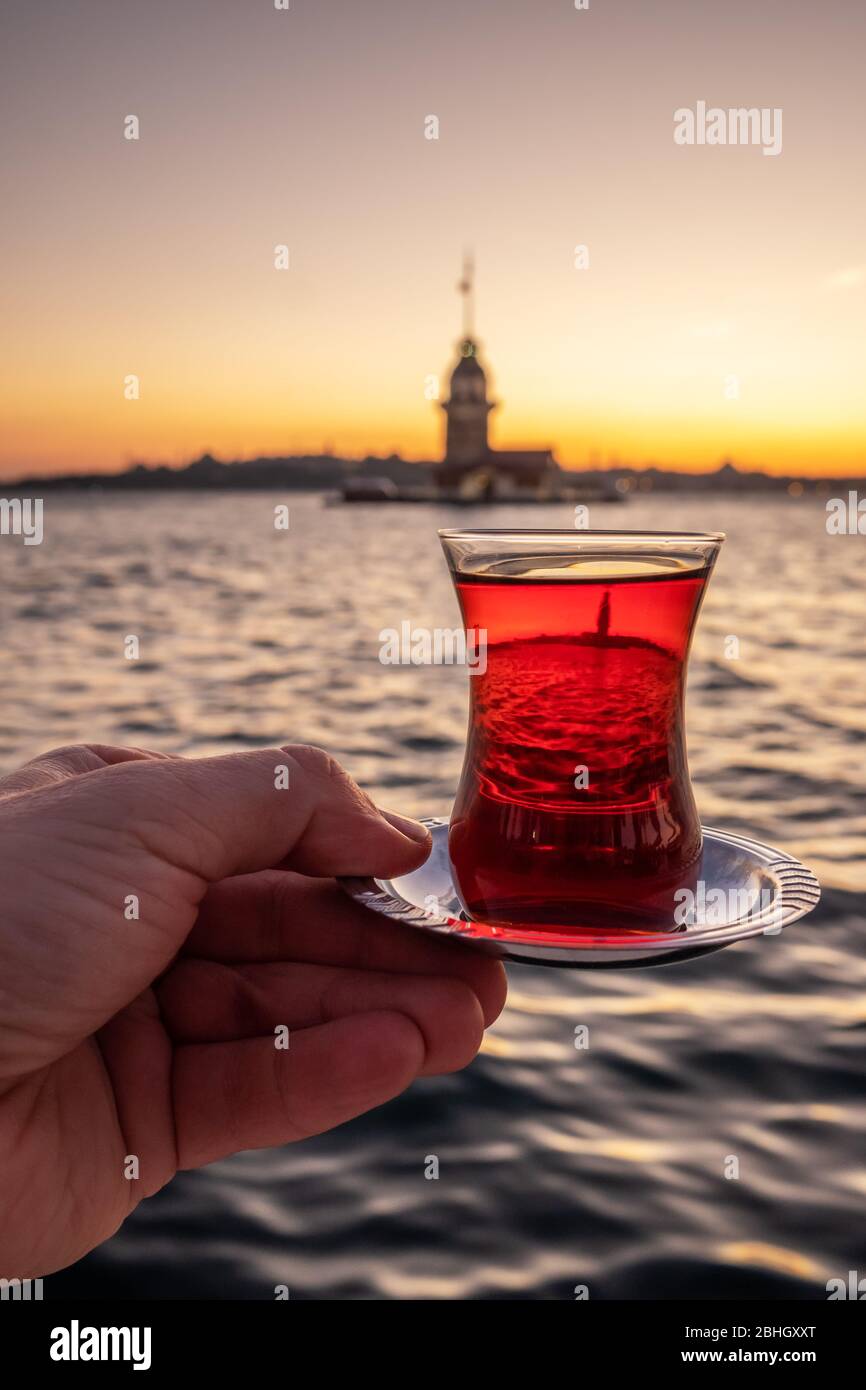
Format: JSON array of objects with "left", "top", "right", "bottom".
[{"left": 75, "top": 743, "right": 432, "bottom": 883}]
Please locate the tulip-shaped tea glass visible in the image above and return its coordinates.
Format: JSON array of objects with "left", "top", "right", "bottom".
[
  {"left": 439, "top": 529, "right": 723, "bottom": 941},
  {"left": 342, "top": 525, "right": 822, "bottom": 966}
]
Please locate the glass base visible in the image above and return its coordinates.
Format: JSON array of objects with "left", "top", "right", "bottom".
[{"left": 340, "top": 819, "right": 821, "bottom": 969}]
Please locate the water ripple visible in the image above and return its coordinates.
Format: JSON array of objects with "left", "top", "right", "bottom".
[{"left": 3, "top": 491, "right": 863, "bottom": 1300}]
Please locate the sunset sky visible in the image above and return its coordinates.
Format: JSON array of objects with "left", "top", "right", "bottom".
[{"left": 1, "top": 0, "right": 864, "bottom": 478}]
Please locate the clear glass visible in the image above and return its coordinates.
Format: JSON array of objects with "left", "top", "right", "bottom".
[{"left": 439, "top": 528, "right": 724, "bottom": 939}]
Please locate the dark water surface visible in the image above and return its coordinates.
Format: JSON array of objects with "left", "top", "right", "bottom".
[{"left": 2, "top": 491, "right": 864, "bottom": 1299}]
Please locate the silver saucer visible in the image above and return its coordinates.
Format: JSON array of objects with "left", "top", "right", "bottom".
[{"left": 341, "top": 819, "right": 821, "bottom": 968}]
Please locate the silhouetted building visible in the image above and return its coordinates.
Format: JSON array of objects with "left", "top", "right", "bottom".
[
  {"left": 437, "top": 256, "right": 559, "bottom": 499},
  {"left": 442, "top": 340, "right": 493, "bottom": 467}
]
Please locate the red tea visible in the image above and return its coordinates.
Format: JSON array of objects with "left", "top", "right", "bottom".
[{"left": 449, "top": 561, "right": 712, "bottom": 937}]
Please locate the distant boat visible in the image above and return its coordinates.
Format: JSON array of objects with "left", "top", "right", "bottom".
[
  {"left": 329, "top": 477, "right": 625, "bottom": 505},
  {"left": 337, "top": 476, "right": 402, "bottom": 502}
]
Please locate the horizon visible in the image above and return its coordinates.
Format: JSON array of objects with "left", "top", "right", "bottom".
[
  {"left": 2, "top": 0, "right": 865, "bottom": 480},
  {"left": 12, "top": 450, "right": 866, "bottom": 487}
]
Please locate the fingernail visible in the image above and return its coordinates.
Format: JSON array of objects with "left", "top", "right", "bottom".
[{"left": 380, "top": 809, "right": 431, "bottom": 843}]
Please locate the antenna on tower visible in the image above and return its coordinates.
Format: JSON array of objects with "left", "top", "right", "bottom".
[{"left": 458, "top": 249, "right": 475, "bottom": 341}]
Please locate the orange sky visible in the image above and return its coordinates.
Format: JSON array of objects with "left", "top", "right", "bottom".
[{"left": 1, "top": 0, "right": 864, "bottom": 479}]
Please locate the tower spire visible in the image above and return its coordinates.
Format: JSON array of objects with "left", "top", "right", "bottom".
[{"left": 458, "top": 250, "right": 475, "bottom": 342}]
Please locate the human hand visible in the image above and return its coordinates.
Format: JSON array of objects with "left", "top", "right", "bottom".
[{"left": 0, "top": 743, "right": 506, "bottom": 1277}]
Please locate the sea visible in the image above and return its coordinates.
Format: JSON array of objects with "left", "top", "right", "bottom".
[{"left": 1, "top": 489, "right": 863, "bottom": 1299}]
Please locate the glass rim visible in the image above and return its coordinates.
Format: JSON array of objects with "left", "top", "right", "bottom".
[{"left": 438, "top": 528, "right": 725, "bottom": 542}]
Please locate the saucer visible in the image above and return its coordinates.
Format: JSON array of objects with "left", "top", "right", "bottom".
[{"left": 340, "top": 819, "right": 821, "bottom": 968}]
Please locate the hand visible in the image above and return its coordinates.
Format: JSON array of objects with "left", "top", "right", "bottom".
[{"left": 0, "top": 743, "right": 506, "bottom": 1277}]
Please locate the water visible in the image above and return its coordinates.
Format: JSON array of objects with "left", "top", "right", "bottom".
[{"left": 1, "top": 490, "right": 864, "bottom": 1299}]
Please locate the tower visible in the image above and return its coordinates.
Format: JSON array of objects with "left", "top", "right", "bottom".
[{"left": 441, "top": 254, "right": 495, "bottom": 466}]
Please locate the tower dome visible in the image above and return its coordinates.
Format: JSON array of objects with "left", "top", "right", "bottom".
[{"left": 449, "top": 339, "right": 487, "bottom": 401}]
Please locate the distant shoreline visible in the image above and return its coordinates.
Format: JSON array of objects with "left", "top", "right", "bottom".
[{"left": 3, "top": 453, "right": 863, "bottom": 494}]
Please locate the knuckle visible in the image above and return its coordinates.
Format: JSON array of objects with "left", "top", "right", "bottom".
[
  {"left": 33, "top": 742, "right": 97, "bottom": 770},
  {"left": 34, "top": 742, "right": 89, "bottom": 760},
  {"left": 281, "top": 746, "right": 376, "bottom": 817},
  {"left": 282, "top": 744, "right": 345, "bottom": 782}
]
